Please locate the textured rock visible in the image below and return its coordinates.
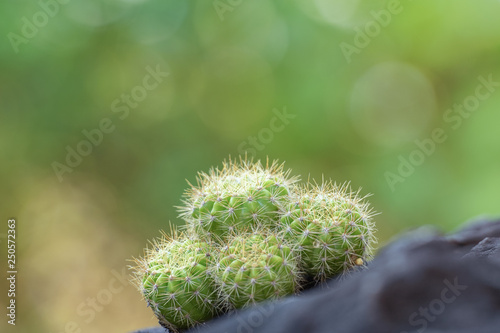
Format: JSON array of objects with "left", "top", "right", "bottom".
[
  {"left": 130, "top": 218, "right": 500, "bottom": 333},
  {"left": 463, "top": 237, "right": 500, "bottom": 263}
]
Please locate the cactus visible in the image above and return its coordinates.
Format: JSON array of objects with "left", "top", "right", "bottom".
[
  {"left": 131, "top": 157, "right": 378, "bottom": 330},
  {"left": 178, "top": 157, "right": 298, "bottom": 242},
  {"left": 131, "top": 233, "right": 219, "bottom": 332},
  {"left": 279, "top": 182, "right": 376, "bottom": 281},
  {"left": 215, "top": 231, "right": 299, "bottom": 309}
]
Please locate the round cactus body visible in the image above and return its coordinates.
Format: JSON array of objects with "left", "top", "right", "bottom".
[
  {"left": 280, "top": 182, "right": 376, "bottom": 280},
  {"left": 215, "top": 232, "right": 299, "bottom": 309},
  {"left": 179, "top": 158, "right": 298, "bottom": 242},
  {"left": 132, "top": 235, "right": 219, "bottom": 331}
]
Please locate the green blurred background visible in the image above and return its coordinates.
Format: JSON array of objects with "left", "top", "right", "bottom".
[{"left": 2, "top": 0, "right": 500, "bottom": 331}]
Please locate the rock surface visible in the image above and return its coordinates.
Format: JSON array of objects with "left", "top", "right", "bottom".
[
  {"left": 131, "top": 218, "right": 500, "bottom": 333},
  {"left": 132, "top": 328, "right": 168, "bottom": 333}
]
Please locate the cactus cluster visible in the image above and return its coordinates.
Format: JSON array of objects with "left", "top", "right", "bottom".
[{"left": 131, "top": 157, "right": 377, "bottom": 332}]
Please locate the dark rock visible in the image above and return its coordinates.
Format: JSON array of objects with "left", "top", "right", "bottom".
[
  {"left": 130, "top": 327, "right": 168, "bottom": 333},
  {"left": 446, "top": 217, "right": 500, "bottom": 249},
  {"left": 133, "top": 218, "right": 500, "bottom": 333},
  {"left": 463, "top": 237, "right": 500, "bottom": 263}
]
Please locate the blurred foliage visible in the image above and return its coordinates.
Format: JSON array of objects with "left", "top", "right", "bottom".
[{"left": 1, "top": 0, "right": 500, "bottom": 331}]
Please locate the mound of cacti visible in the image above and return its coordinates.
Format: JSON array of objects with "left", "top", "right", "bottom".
[{"left": 131, "top": 157, "right": 377, "bottom": 332}]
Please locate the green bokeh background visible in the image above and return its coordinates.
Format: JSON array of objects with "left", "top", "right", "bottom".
[{"left": 2, "top": 0, "right": 500, "bottom": 331}]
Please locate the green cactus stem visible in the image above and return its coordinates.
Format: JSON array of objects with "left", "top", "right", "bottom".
[
  {"left": 279, "top": 181, "right": 377, "bottom": 281},
  {"left": 131, "top": 233, "right": 219, "bottom": 332},
  {"left": 214, "top": 231, "right": 299, "bottom": 309},
  {"left": 178, "top": 157, "right": 298, "bottom": 242}
]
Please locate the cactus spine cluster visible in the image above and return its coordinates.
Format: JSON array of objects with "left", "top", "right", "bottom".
[{"left": 131, "top": 157, "right": 377, "bottom": 332}]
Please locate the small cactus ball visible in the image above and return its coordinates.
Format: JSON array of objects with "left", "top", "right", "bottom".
[
  {"left": 179, "top": 158, "right": 298, "bottom": 242},
  {"left": 215, "top": 232, "right": 299, "bottom": 309},
  {"left": 132, "top": 234, "right": 219, "bottom": 331},
  {"left": 280, "top": 182, "right": 376, "bottom": 280}
]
